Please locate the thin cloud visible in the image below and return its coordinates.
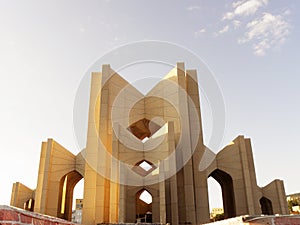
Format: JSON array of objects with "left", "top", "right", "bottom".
[
  {"left": 283, "top": 9, "right": 291, "bottom": 16},
  {"left": 79, "top": 24, "right": 86, "bottom": 33},
  {"left": 186, "top": 6, "right": 201, "bottom": 11},
  {"left": 234, "top": 0, "right": 268, "bottom": 17},
  {"left": 238, "top": 12, "right": 291, "bottom": 56},
  {"left": 232, "top": 20, "right": 242, "bottom": 29},
  {"left": 223, "top": 12, "right": 234, "bottom": 20},
  {"left": 199, "top": 28, "right": 206, "bottom": 33},
  {"left": 232, "top": 1, "right": 245, "bottom": 8},
  {"left": 218, "top": 0, "right": 291, "bottom": 56},
  {"left": 195, "top": 28, "right": 206, "bottom": 38},
  {"left": 223, "top": 0, "right": 268, "bottom": 20},
  {"left": 198, "top": 1, "right": 291, "bottom": 55},
  {"left": 219, "top": 25, "right": 229, "bottom": 34}
]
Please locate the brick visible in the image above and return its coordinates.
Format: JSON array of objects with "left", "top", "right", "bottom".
[
  {"left": 20, "top": 214, "right": 32, "bottom": 223},
  {"left": 43, "top": 219, "right": 51, "bottom": 225},
  {"left": 33, "top": 218, "right": 44, "bottom": 225},
  {"left": 0, "top": 207, "right": 76, "bottom": 225},
  {"left": 0, "top": 210, "right": 19, "bottom": 221},
  {"left": 49, "top": 222, "right": 58, "bottom": 225},
  {"left": 47, "top": 221, "right": 55, "bottom": 225},
  {"left": 274, "top": 217, "right": 300, "bottom": 225}
]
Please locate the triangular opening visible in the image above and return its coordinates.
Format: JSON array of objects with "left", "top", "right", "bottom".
[
  {"left": 116, "top": 62, "right": 171, "bottom": 95},
  {"left": 130, "top": 77, "right": 162, "bottom": 95}
]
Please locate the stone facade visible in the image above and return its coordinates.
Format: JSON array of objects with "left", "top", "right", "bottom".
[{"left": 11, "top": 63, "right": 288, "bottom": 225}]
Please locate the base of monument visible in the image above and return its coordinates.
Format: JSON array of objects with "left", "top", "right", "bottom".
[
  {"left": 97, "top": 223, "right": 164, "bottom": 225},
  {"left": 203, "top": 215, "right": 300, "bottom": 225}
]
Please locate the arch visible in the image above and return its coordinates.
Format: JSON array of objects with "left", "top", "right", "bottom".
[
  {"left": 207, "top": 177, "right": 223, "bottom": 221},
  {"left": 209, "top": 169, "right": 236, "bottom": 219},
  {"left": 136, "top": 189, "right": 153, "bottom": 223},
  {"left": 260, "top": 197, "right": 273, "bottom": 215},
  {"left": 57, "top": 170, "right": 83, "bottom": 221},
  {"left": 24, "top": 198, "right": 35, "bottom": 212}
]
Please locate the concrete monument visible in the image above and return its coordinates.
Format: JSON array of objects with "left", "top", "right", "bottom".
[{"left": 11, "top": 63, "right": 288, "bottom": 224}]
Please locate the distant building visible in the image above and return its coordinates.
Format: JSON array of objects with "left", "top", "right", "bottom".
[
  {"left": 210, "top": 208, "right": 224, "bottom": 219},
  {"left": 292, "top": 206, "right": 300, "bottom": 213},
  {"left": 287, "top": 193, "right": 300, "bottom": 214},
  {"left": 72, "top": 199, "right": 83, "bottom": 224},
  {"left": 287, "top": 193, "right": 300, "bottom": 202},
  {"left": 75, "top": 199, "right": 83, "bottom": 210}
]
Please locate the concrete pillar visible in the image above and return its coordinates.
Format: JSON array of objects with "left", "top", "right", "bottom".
[
  {"left": 239, "top": 136, "right": 255, "bottom": 215},
  {"left": 167, "top": 122, "right": 179, "bottom": 225},
  {"left": 159, "top": 178, "right": 166, "bottom": 224},
  {"left": 82, "top": 72, "right": 102, "bottom": 225},
  {"left": 177, "top": 63, "right": 197, "bottom": 224}
]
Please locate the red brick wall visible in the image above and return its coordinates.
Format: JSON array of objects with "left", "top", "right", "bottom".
[
  {"left": 2, "top": 205, "right": 300, "bottom": 225},
  {"left": 249, "top": 216, "right": 300, "bottom": 225},
  {"left": 0, "top": 205, "right": 76, "bottom": 225},
  {"left": 203, "top": 215, "right": 300, "bottom": 225}
]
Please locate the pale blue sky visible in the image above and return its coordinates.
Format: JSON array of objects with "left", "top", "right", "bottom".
[{"left": 0, "top": 0, "right": 299, "bottom": 210}]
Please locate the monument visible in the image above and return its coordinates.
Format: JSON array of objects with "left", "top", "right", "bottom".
[{"left": 11, "top": 63, "right": 288, "bottom": 224}]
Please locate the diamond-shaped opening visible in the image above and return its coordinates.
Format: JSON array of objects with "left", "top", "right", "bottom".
[
  {"left": 133, "top": 160, "right": 156, "bottom": 177},
  {"left": 139, "top": 161, "right": 152, "bottom": 171},
  {"left": 128, "top": 118, "right": 161, "bottom": 141},
  {"left": 139, "top": 190, "right": 152, "bottom": 204}
]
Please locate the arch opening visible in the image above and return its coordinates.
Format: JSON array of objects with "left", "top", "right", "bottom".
[
  {"left": 207, "top": 177, "right": 224, "bottom": 221},
  {"left": 209, "top": 169, "right": 236, "bottom": 219},
  {"left": 260, "top": 197, "right": 274, "bottom": 215},
  {"left": 72, "top": 179, "right": 84, "bottom": 223},
  {"left": 57, "top": 170, "right": 83, "bottom": 221},
  {"left": 24, "top": 198, "right": 35, "bottom": 212},
  {"left": 136, "top": 189, "right": 153, "bottom": 223}
]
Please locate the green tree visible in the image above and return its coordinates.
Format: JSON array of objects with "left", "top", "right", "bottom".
[
  {"left": 214, "top": 213, "right": 225, "bottom": 221},
  {"left": 288, "top": 199, "right": 300, "bottom": 212}
]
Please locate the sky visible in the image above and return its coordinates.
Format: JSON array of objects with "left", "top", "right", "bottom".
[{"left": 0, "top": 0, "right": 299, "bottom": 211}]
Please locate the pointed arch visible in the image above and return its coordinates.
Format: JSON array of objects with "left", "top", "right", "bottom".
[
  {"left": 209, "top": 169, "right": 236, "bottom": 218},
  {"left": 24, "top": 198, "right": 35, "bottom": 212},
  {"left": 57, "top": 170, "right": 83, "bottom": 221},
  {"left": 136, "top": 189, "right": 153, "bottom": 223},
  {"left": 260, "top": 197, "right": 274, "bottom": 215}
]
